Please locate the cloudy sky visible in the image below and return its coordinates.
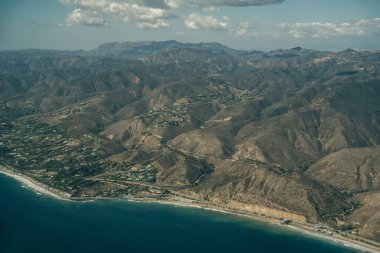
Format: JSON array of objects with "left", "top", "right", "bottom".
[{"left": 0, "top": 0, "right": 379, "bottom": 51}]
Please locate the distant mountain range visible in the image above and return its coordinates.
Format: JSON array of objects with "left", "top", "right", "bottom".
[{"left": 1, "top": 41, "right": 380, "bottom": 243}]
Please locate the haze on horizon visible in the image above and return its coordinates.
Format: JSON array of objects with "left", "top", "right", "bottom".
[{"left": 0, "top": 0, "right": 380, "bottom": 51}]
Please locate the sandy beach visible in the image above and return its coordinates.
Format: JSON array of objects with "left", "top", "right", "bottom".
[
  {"left": 1, "top": 168, "right": 379, "bottom": 253},
  {"left": 153, "top": 199, "right": 380, "bottom": 253},
  {"left": 0, "top": 169, "right": 70, "bottom": 201}
]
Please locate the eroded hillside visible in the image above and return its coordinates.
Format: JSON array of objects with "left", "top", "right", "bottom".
[{"left": 1, "top": 41, "right": 380, "bottom": 242}]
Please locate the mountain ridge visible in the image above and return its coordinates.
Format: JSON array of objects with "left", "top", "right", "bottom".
[{"left": 1, "top": 40, "right": 380, "bottom": 242}]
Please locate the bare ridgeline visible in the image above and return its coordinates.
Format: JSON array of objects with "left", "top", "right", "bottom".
[{"left": 1, "top": 41, "right": 380, "bottom": 248}]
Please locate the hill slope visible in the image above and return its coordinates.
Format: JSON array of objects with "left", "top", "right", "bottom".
[{"left": 1, "top": 41, "right": 380, "bottom": 242}]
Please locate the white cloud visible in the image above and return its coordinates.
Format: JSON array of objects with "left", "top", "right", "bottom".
[
  {"left": 59, "top": 0, "right": 284, "bottom": 29},
  {"left": 60, "top": 0, "right": 108, "bottom": 9},
  {"left": 233, "top": 21, "right": 257, "bottom": 38},
  {"left": 167, "top": 0, "right": 284, "bottom": 7},
  {"left": 136, "top": 19, "right": 169, "bottom": 29},
  {"left": 59, "top": 0, "right": 175, "bottom": 11},
  {"left": 202, "top": 6, "right": 220, "bottom": 13},
  {"left": 65, "top": 8, "right": 107, "bottom": 26},
  {"left": 203, "top": 0, "right": 284, "bottom": 6},
  {"left": 185, "top": 13, "right": 229, "bottom": 30},
  {"left": 279, "top": 18, "right": 380, "bottom": 39},
  {"left": 163, "top": 0, "right": 179, "bottom": 8},
  {"left": 127, "top": 5, "right": 168, "bottom": 21},
  {"left": 60, "top": 0, "right": 174, "bottom": 28}
]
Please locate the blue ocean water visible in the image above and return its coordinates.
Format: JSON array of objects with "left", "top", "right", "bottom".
[{"left": 0, "top": 174, "right": 362, "bottom": 253}]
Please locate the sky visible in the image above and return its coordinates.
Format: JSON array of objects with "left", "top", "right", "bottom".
[{"left": 0, "top": 0, "right": 379, "bottom": 51}]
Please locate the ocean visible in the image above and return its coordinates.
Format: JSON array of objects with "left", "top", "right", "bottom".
[{"left": 0, "top": 174, "right": 363, "bottom": 253}]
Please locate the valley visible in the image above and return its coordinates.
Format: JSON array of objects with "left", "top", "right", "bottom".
[{"left": 1, "top": 41, "right": 380, "bottom": 245}]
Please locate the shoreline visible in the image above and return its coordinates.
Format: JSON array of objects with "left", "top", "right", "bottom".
[
  {"left": 152, "top": 199, "right": 380, "bottom": 253},
  {"left": 0, "top": 169, "right": 71, "bottom": 201},
  {"left": 1, "top": 169, "right": 379, "bottom": 253}
]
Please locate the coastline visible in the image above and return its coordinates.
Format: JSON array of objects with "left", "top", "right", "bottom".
[
  {"left": 153, "top": 199, "right": 380, "bottom": 253},
  {"left": 0, "top": 169, "right": 71, "bottom": 201},
  {"left": 1, "top": 168, "right": 379, "bottom": 253}
]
